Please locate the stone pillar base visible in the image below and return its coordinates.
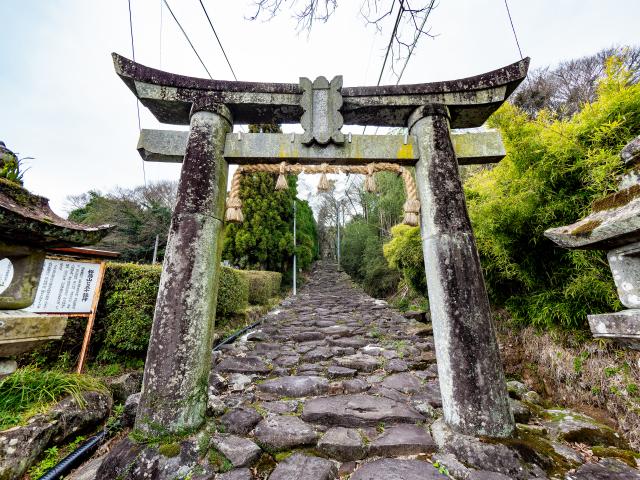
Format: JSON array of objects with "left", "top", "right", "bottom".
[{"left": 588, "top": 309, "right": 640, "bottom": 349}]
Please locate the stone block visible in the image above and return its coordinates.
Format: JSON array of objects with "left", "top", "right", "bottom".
[
  {"left": 588, "top": 310, "right": 640, "bottom": 347},
  {"left": 0, "top": 310, "right": 67, "bottom": 356}
]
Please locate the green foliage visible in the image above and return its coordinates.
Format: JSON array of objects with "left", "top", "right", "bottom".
[
  {"left": 224, "top": 126, "right": 318, "bottom": 276},
  {"left": 20, "top": 262, "right": 254, "bottom": 367},
  {"left": 28, "top": 435, "right": 88, "bottom": 478},
  {"left": 383, "top": 224, "right": 426, "bottom": 294},
  {"left": 295, "top": 199, "right": 319, "bottom": 271},
  {"left": 0, "top": 144, "right": 25, "bottom": 185},
  {"left": 217, "top": 266, "right": 249, "bottom": 316},
  {"left": 95, "top": 262, "right": 161, "bottom": 362},
  {"left": 465, "top": 57, "right": 639, "bottom": 329},
  {"left": 237, "top": 270, "right": 282, "bottom": 305},
  {"left": 0, "top": 366, "right": 106, "bottom": 430},
  {"left": 208, "top": 448, "right": 233, "bottom": 473},
  {"left": 340, "top": 218, "right": 400, "bottom": 297},
  {"left": 28, "top": 445, "right": 60, "bottom": 478},
  {"left": 223, "top": 172, "right": 297, "bottom": 272},
  {"left": 93, "top": 263, "right": 252, "bottom": 362}
]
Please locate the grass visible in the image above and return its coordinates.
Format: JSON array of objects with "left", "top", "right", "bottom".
[
  {"left": 0, "top": 366, "right": 107, "bottom": 430},
  {"left": 28, "top": 435, "right": 87, "bottom": 478}
]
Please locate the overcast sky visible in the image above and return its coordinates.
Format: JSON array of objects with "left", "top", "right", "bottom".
[{"left": 1, "top": 0, "right": 639, "bottom": 214}]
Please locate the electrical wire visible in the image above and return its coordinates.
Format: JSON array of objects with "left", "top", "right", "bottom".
[
  {"left": 127, "top": 0, "right": 147, "bottom": 186},
  {"left": 198, "top": 0, "right": 238, "bottom": 80},
  {"left": 162, "top": 0, "right": 214, "bottom": 79},
  {"left": 504, "top": 0, "right": 523, "bottom": 59},
  {"left": 364, "top": 0, "right": 403, "bottom": 134},
  {"left": 394, "top": 0, "right": 435, "bottom": 85},
  {"left": 376, "top": 0, "right": 404, "bottom": 87}
]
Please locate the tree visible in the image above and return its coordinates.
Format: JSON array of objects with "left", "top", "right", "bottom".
[
  {"left": 67, "top": 181, "right": 177, "bottom": 262},
  {"left": 223, "top": 124, "right": 318, "bottom": 273},
  {"left": 512, "top": 45, "right": 640, "bottom": 118}
]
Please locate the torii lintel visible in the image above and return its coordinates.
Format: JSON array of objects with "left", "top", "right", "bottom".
[{"left": 112, "top": 53, "right": 529, "bottom": 129}]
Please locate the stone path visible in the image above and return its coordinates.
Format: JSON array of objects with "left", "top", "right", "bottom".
[
  {"left": 91, "top": 262, "right": 640, "bottom": 479},
  {"left": 208, "top": 263, "right": 444, "bottom": 479}
]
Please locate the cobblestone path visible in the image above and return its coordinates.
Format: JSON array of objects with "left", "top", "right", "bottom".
[
  {"left": 208, "top": 263, "right": 448, "bottom": 479},
  {"left": 203, "top": 263, "right": 640, "bottom": 480}
]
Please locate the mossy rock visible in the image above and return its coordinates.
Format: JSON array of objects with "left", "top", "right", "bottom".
[
  {"left": 207, "top": 447, "right": 233, "bottom": 473},
  {"left": 542, "top": 409, "right": 628, "bottom": 448},
  {"left": 158, "top": 442, "right": 181, "bottom": 458},
  {"left": 591, "top": 446, "right": 639, "bottom": 467}
]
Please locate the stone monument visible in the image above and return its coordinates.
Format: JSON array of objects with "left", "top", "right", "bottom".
[
  {"left": 112, "top": 53, "right": 529, "bottom": 439},
  {"left": 545, "top": 135, "right": 640, "bottom": 348}
]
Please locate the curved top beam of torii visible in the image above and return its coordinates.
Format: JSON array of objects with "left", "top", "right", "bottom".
[{"left": 112, "top": 53, "right": 529, "bottom": 129}]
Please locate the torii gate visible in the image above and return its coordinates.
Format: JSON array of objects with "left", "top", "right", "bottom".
[{"left": 113, "top": 53, "right": 529, "bottom": 439}]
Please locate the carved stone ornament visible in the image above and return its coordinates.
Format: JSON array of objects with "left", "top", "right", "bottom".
[{"left": 299, "top": 76, "right": 345, "bottom": 146}]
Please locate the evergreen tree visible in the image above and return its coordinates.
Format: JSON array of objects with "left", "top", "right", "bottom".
[{"left": 222, "top": 124, "right": 318, "bottom": 273}]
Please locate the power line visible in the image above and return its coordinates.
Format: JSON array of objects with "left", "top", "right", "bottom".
[
  {"left": 376, "top": 0, "right": 404, "bottom": 87},
  {"left": 198, "top": 0, "right": 238, "bottom": 81},
  {"left": 364, "top": 0, "right": 403, "bottom": 134},
  {"left": 162, "top": 0, "right": 213, "bottom": 79},
  {"left": 127, "top": 0, "right": 146, "bottom": 185},
  {"left": 394, "top": 0, "right": 435, "bottom": 85},
  {"left": 504, "top": 0, "right": 523, "bottom": 59}
]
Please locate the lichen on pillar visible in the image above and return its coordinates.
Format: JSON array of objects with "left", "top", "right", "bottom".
[
  {"left": 135, "top": 102, "right": 232, "bottom": 435},
  {"left": 409, "top": 104, "right": 514, "bottom": 438}
]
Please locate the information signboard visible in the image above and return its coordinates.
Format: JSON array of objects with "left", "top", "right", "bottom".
[
  {"left": 0, "top": 258, "right": 12, "bottom": 295},
  {"left": 25, "top": 259, "right": 102, "bottom": 314}
]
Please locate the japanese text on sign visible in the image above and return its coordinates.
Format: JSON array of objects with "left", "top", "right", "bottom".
[{"left": 26, "top": 259, "right": 101, "bottom": 313}]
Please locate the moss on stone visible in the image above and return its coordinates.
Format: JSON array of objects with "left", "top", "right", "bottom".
[
  {"left": 254, "top": 453, "right": 277, "bottom": 477},
  {"left": 591, "top": 183, "right": 640, "bottom": 212},
  {"left": 0, "top": 177, "right": 35, "bottom": 206},
  {"left": 482, "top": 426, "right": 576, "bottom": 475},
  {"left": 158, "top": 442, "right": 181, "bottom": 458},
  {"left": 273, "top": 451, "right": 294, "bottom": 462},
  {"left": 591, "top": 446, "right": 638, "bottom": 467},
  {"left": 570, "top": 219, "right": 602, "bottom": 236},
  {"left": 208, "top": 448, "right": 233, "bottom": 473}
]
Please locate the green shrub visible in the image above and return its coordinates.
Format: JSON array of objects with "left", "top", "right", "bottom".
[
  {"left": 217, "top": 266, "right": 249, "bottom": 316},
  {"left": 95, "top": 263, "right": 161, "bottom": 362},
  {"left": 383, "top": 224, "right": 426, "bottom": 295},
  {"left": 0, "top": 366, "right": 106, "bottom": 430},
  {"left": 465, "top": 57, "right": 638, "bottom": 329},
  {"left": 340, "top": 218, "right": 400, "bottom": 298},
  {"left": 237, "top": 270, "right": 282, "bottom": 305}
]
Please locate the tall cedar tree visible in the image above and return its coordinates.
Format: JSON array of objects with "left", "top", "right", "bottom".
[{"left": 222, "top": 124, "right": 317, "bottom": 273}]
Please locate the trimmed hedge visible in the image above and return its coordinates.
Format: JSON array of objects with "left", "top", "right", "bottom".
[
  {"left": 94, "top": 263, "right": 252, "bottom": 363},
  {"left": 217, "top": 266, "right": 249, "bottom": 316},
  {"left": 95, "top": 263, "right": 161, "bottom": 362},
  {"left": 237, "top": 270, "right": 282, "bottom": 305}
]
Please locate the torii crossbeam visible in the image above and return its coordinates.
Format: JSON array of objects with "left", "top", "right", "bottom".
[{"left": 113, "top": 53, "right": 529, "bottom": 439}]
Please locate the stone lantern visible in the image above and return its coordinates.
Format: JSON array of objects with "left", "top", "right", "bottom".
[{"left": 0, "top": 142, "right": 111, "bottom": 376}]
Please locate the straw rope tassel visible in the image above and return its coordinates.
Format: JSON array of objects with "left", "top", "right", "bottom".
[
  {"left": 401, "top": 167, "right": 421, "bottom": 226},
  {"left": 225, "top": 168, "right": 244, "bottom": 223},
  {"left": 317, "top": 163, "right": 330, "bottom": 192},
  {"left": 364, "top": 163, "right": 377, "bottom": 193},
  {"left": 275, "top": 161, "right": 288, "bottom": 190}
]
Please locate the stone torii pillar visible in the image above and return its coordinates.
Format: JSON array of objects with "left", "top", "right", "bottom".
[
  {"left": 113, "top": 53, "right": 529, "bottom": 438},
  {"left": 134, "top": 101, "right": 232, "bottom": 433},
  {"left": 410, "top": 105, "right": 513, "bottom": 437}
]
